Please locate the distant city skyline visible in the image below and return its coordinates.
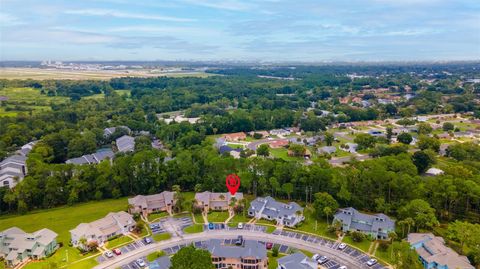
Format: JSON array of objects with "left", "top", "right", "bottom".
[{"left": 1, "top": 0, "right": 479, "bottom": 62}]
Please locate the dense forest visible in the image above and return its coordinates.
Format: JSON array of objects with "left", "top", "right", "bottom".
[{"left": 1, "top": 64, "right": 480, "bottom": 264}]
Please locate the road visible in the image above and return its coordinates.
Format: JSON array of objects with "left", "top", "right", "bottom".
[{"left": 93, "top": 230, "right": 376, "bottom": 269}]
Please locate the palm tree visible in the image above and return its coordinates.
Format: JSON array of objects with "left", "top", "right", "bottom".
[
  {"left": 388, "top": 231, "right": 398, "bottom": 243},
  {"left": 323, "top": 206, "right": 332, "bottom": 224},
  {"left": 79, "top": 237, "right": 87, "bottom": 251},
  {"left": 172, "top": 185, "right": 181, "bottom": 193}
]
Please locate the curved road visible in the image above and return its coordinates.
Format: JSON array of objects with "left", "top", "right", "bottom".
[{"left": 93, "top": 230, "right": 378, "bottom": 269}]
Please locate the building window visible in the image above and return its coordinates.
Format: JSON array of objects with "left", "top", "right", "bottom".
[{"left": 3, "top": 181, "right": 9, "bottom": 187}]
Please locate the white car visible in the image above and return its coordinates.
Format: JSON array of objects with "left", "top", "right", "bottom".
[
  {"left": 237, "top": 222, "right": 244, "bottom": 229},
  {"left": 312, "top": 254, "right": 321, "bottom": 261},
  {"left": 367, "top": 259, "right": 378, "bottom": 266},
  {"left": 136, "top": 259, "right": 146, "bottom": 267},
  {"left": 105, "top": 251, "right": 113, "bottom": 258},
  {"left": 338, "top": 243, "right": 347, "bottom": 250},
  {"left": 339, "top": 266, "right": 347, "bottom": 269},
  {"left": 317, "top": 256, "right": 329, "bottom": 264}
]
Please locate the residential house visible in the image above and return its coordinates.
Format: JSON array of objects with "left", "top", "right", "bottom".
[
  {"left": 0, "top": 155, "right": 27, "bottom": 189},
  {"left": 128, "top": 191, "right": 176, "bottom": 216},
  {"left": 17, "top": 141, "right": 37, "bottom": 157},
  {"left": 268, "top": 139, "right": 289, "bottom": 149},
  {"left": 408, "top": 233, "right": 474, "bottom": 269},
  {"left": 214, "top": 138, "right": 227, "bottom": 149},
  {"left": 103, "top": 126, "right": 131, "bottom": 138},
  {"left": 205, "top": 239, "right": 268, "bottom": 269},
  {"left": 223, "top": 132, "right": 247, "bottom": 142},
  {"left": 318, "top": 146, "right": 337, "bottom": 155},
  {"left": 249, "top": 131, "right": 270, "bottom": 138},
  {"left": 248, "top": 196, "right": 304, "bottom": 227},
  {"left": 0, "top": 141, "right": 36, "bottom": 188},
  {"left": 269, "top": 129, "right": 291, "bottom": 137},
  {"left": 66, "top": 149, "right": 114, "bottom": 165},
  {"left": 116, "top": 135, "right": 135, "bottom": 152},
  {"left": 277, "top": 252, "right": 317, "bottom": 269},
  {"left": 0, "top": 227, "right": 58, "bottom": 267},
  {"left": 70, "top": 211, "right": 135, "bottom": 248},
  {"left": 195, "top": 191, "right": 244, "bottom": 212},
  {"left": 341, "top": 143, "right": 358, "bottom": 153},
  {"left": 425, "top": 168, "right": 444, "bottom": 176},
  {"left": 333, "top": 207, "right": 395, "bottom": 240}
]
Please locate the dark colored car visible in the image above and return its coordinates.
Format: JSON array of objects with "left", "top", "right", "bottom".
[
  {"left": 266, "top": 242, "right": 273, "bottom": 249},
  {"left": 235, "top": 236, "right": 244, "bottom": 246}
]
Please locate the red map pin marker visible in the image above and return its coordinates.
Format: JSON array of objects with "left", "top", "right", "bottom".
[{"left": 226, "top": 174, "right": 240, "bottom": 196}]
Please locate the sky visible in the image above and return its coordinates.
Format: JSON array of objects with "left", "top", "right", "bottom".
[{"left": 0, "top": 0, "right": 479, "bottom": 62}]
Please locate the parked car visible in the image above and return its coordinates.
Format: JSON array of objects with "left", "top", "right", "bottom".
[
  {"left": 113, "top": 248, "right": 121, "bottom": 255},
  {"left": 339, "top": 266, "right": 347, "bottom": 269},
  {"left": 136, "top": 259, "right": 146, "bottom": 267},
  {"left": 238, "top": 222, "right": 244, "bottom": 229},
  {"left": 338, "top": 243, "right": 347, "bottom": 250},
  {"left": 144, "top": 237, "right": 152, "bottom": 244},
  {"left": 235, "top": 235, "right": 244, "bottom": 246},
  {"left": 208, "top": 223, "right": 214, "bottom": 230},
  {"left": 317, "top": 256, "right": 329, "bottom": 264},
  {"left": 105, "top": 251, "right": 114, "bottom": 258},
  {"left": 367, "top": 259, "right": 378, "bottom": 266},
  {"left": 265, "top": 242, "right": 273, "bottom": 250},
  {"left": 312, "top": 254, "right": 321, "bottom": 261}
]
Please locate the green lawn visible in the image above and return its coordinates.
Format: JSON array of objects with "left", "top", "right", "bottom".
[
  {"left": 267, "top": 252, "right": 286, "bottom": 269},
  {"left": 207, "top": 211, "right": 229, "bottom": 223},
  {"left": 193, "top": 213, "right": 205, "bottom": 224},
  {"left": 270, "top": 148, "right": 300, "bottom": 161},
  {"left": 152, "top": 233, "right": 171, "bottom": 242},
  {"left": 183, "top": 224, "right": 204, "bottom": 234},
  {"left": 342, "top": 235, "right": 373, "bottom": 253},
  {"left": 0, "top": 198, "right": 128, "bottom": 269},
  {"left": 148, "top": 211, "right": 170, "bottom": 222},
  {"left": 375, "top": 245, "right": 395, "bottom": 265},
  {"left": 146, "top": 251, "right": 165, "bottom": 262},
  {"left": 229, "top": 213, "right": 250, "bottom": 224},
  {"left": 294, "top": 209, "right": 337, "bottom": 239},
  {"left": 105, "top": 236, "right": 132, "bottom": 249}
]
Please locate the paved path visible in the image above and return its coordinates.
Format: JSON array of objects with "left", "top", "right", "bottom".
[{"left": 93, "top": 230, "right": 378, "bottom": 269}]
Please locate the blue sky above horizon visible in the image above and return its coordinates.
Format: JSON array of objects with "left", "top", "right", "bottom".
[{"left": 1, "top": 0, "right": 479, "bottom": 62}]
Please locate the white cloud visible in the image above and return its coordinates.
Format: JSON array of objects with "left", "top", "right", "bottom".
[
  {"left": 0, "top": 12, "right": 24, "bottom": 26},
  {"left": 180, "top": 0, "right": 253, "bottom": 11},
  {"left": 65, "top": 9, "right": 195, "bottom": 22}
]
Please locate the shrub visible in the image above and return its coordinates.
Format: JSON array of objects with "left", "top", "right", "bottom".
[
  {"left": 378, "top": 241, "right": 390, "bottom": 251},
  {"left": 351, "top": 231, "right": 365, "bottom": 242},
  {"left": 272, "top": 246, "right": 279, "bottom": 257}
]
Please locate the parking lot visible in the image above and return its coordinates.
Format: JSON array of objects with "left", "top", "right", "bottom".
[
  {"left": 99, "top": 222, "right": 387, "bottom": 269},
  {"left": 150, "top": 216, "right": 194, "bottom": 236},
  {"left": 96, "top": 237, "right": 153, "bottom": 264},
  {"left": 272, "top": 230, "right": 387, "bottom": 269},
  {"left": 203, "top": 223, "right": 267, "bottom": 233}
]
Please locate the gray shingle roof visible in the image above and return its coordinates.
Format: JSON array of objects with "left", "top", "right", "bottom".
[
  {"left": 249, "top": 196, "right": 303, "bottom": 221},
  {"left": 66, "top": 149, "right": 114, "bottom": 165},
  {"left": 116, "top": 135, "right": 135, "bottom": 152},
  {"left": 334, "top": 207, "right": 395, "bottom": 234},
  {"left": 205, "top": 239, "right": 266, "bottom": 259},
  {"left": 277, "top": 252, "right": 317, "bottom": 269}
]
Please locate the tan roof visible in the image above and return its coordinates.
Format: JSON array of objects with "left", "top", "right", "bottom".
[
  {"left": 195, "top": 192, "right": 243, "bottom": 206},
  {"left": 0, "top": 227, "right": 57, "bottom": 257},
  {"left": 128, "top": 191, "right": 175, "bottom": 210},
  {"left": 223, "top": 132, "right": 246, "bottom": 140},
  {"left": 408, "top": 233, "right": 474, "bottom": 269},
  {"left": 70, "top": 211, "right": 134, "bottom": 239}
]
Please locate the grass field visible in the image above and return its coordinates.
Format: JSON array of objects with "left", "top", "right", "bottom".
[
  {"left": 0, "top": 68, "right": 213, "bottom": 80},
  {"left": 0, "top": 198, "right": 128, "bottom": 269},
  {"left": 294, "top": 209, "right": 337, "bottom": 239},
  {"left": 207, "top": 211, "right": 229, "bottom": 223},
  {"left": 0, "top": 87, "right": 68, "bottom": 116},
  {"left": 152, "top": 233, "right": 171, "bottom": 242},
  {"left": 270, "top": 148, "right": 299, "bottom": 161},
  {"left": 342, "top": 236, "right": 373, "bottom": 253},
  {"left": 183, "top": 224, "right": 204, "bottom": 234}
]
